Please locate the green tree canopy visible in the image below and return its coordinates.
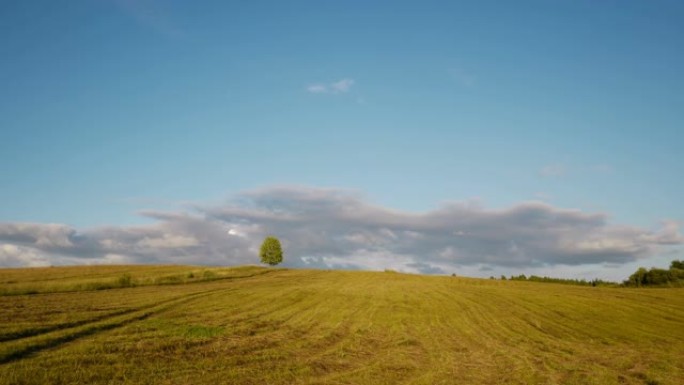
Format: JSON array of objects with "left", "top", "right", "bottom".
[
  {"left": 624, "top": 262, "right": 684, "bottom": 287},
  {"left": 259, "top": 236, "right": 283, "bottom": 266}
]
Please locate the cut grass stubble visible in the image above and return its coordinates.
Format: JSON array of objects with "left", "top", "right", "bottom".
[{"left": 1, "top": 265, "right": 682, "bottom": 385}]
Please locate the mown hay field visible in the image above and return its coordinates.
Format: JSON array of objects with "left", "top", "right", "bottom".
[{"left": 1, "top": 265, "right": 683, "bottom": 385}]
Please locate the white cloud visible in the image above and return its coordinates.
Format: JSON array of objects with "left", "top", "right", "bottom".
[
  {"left": 306, "top": 78, "right": 355, "bottom": 94},
  {"left": 330, "top": 78, "right": 354, "bottom": 93},
  {"left": 0, "top": 243, "right": 50, "bottom": 267},
  {"left": 306, "top": 84, "right": 328, "bottom": 93},
  {"left": 101, "top": 253, "right": 134, "bottom": 265}
]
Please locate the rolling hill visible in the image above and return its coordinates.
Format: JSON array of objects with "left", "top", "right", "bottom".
[{"left": 1, "top": 265, "right": 682, "bottom": 385}]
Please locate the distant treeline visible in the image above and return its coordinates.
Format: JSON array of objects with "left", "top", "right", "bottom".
[
  {"left": 623, "top": 260, "right": 684, "bottom": 287},
  {"left": 496, "top": 260, "right": 684, "bottom": 288},
  {"left": 502, "top": 275, "right": 616, "bottom": 287}
]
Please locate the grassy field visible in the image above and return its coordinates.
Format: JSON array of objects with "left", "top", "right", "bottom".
[{"left": 1, "top": 266, "right": 683, "bottom": 385}]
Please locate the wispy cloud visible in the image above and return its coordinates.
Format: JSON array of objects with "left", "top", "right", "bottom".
[
  {"left": 330, "top": 79, "right": 354, "bottom": 93},
  {"left": 113, "top": 0, "right": 184, "bottom": 38},
  {"left": 533, "top": 192, "right": 551, "bottom": 201},
  {"left": 539, "top": 164, "right": 615, "bottom": 178},
  {"left": 306, "top": 84, "right": 328, "bottom": 94},
  {"left": 539, "top": 164, "right": 567, "bottom": 177},
  {"left": 448, "top": 67, "right": 476, "bottom": 87},
  {"left": 591, "top": 164, "right": 614, "bottom": 174},
  {"left": 1, "top": 186, "right": 681, "bottom": 279},
  {"left": 306, "top": 78, "right": 355, "bottom": 94}
]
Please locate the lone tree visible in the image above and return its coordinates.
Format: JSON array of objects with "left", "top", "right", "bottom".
[{"left": 259, "top": 236, "right": 283, "bottom": 266}]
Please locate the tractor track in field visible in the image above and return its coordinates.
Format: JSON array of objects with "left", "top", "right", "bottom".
[
  {"left": 3, "top": 267, "right": 683, "bottom": 384},
  {"left": 0, "top": 270, "right": 283, "bottom": 347},
  {"left": 0, "top": 287, "right": 232, "bottom": 365},
  {"left": 0, "top": 287, "right": 227, "bottom": 343},
  {"left": 0, "top": 308, "right": 141, "bottom": 343}
]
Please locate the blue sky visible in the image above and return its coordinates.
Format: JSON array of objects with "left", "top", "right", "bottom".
[{"left": 1, "top": 1, "right": 683, "bottom": 279}]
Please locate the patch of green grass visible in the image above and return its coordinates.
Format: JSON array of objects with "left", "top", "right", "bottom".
[{"left": 0, "top": 266, "right": 683, "bottom": 384}]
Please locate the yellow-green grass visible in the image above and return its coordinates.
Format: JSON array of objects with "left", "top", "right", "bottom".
[
  {"left": 0, "top": 265, "right": 268, "bottom": 295},
  {"left": 1, "top": 266, "right": 683, "bottom": 385}
]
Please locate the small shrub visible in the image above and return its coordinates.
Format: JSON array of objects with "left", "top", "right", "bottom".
[
  {"left": 155, "top": 275, "right": 183, "bottom": 285},
  {"left": 118, "top": 273, "right": 133, "bottom": 287},
  {"left": 202, "top": 270, "right": 217, "bottom": 279},
  {"left": 84, "top": 282, "right": 115, "bottom": 291}
]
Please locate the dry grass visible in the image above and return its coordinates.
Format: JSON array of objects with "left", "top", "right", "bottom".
[
  {"left": 1, "top": 265, "right": 683, "bottom": 384},
  {"left": 0, "top": 265, "right": 268, "bottom": 295}
]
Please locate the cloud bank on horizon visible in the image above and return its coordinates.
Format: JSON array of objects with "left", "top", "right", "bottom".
[{"left": 1, "top": 186, "right": 681, "bottom": 279}]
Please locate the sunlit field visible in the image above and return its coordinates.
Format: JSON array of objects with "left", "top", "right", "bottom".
[{"left": 1, "top": 265, "right": 683, "bottom": 385}]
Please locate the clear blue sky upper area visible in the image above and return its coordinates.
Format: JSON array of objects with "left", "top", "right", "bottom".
[{"left": 0, "top": 1, "right": 682, "bottom": 278}]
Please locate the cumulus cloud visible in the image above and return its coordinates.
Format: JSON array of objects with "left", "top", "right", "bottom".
[
  {"left": 306, "top": 78, "right": 355, "bottom": 94},
  {"left": 0, "top": 223, "right": 75, "bottom": 248},
  {"left": 0, "top": 186, "right": 681, "bottom": 277},
  {"left": 0, "top": 243, "right": 50, "bottom": 267}
]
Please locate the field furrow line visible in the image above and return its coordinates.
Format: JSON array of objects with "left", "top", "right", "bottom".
[
  {"left": 0, "top": 307, "right": 139, "bottom": 343},
  {"left": 0, "top": 287, "right": 226, "bottom": 344},
  {"left": 0, "top": 287, "right": 230, "bottom": 365}
]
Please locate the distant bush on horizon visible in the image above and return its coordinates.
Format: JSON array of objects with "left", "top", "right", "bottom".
[
  {"left": 623, "top": 260, "right": 684, "bottom": 287},
  {"left": 506, "top": 274, "right": 617, "bottom": 287}
]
